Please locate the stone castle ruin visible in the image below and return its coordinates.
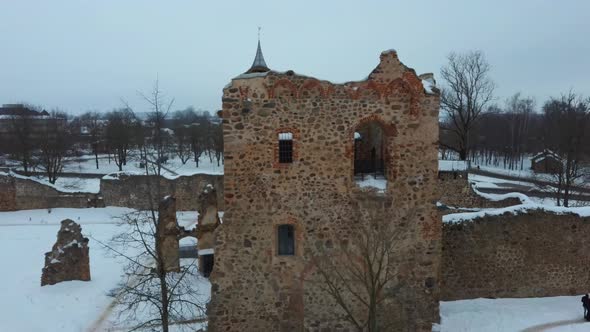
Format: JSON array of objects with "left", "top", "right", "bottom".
[
  {"left": 156, "top": 185, "right": 220, "bottom": 276},
  {"left": 207, "top": 42, "right": 440, "bottom": 331},
  {"left": 41, "top": 219, "right": 90, "bottom": 286},
  {"left": 2, "top": 39, "right": 584, "bottom": 332}
]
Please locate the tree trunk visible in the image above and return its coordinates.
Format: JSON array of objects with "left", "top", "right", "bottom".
[
  {"left": 160, "top": 271, "right": 169, "bottom": 332},
  {"left": 94, "top": 145, "right": 99, "bottom": 170}
]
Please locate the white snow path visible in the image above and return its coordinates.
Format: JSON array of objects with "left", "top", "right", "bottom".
[{"left": 439, "top": 296, "right": 590, "bottom": 332}]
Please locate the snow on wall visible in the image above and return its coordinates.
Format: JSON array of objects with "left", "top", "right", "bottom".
[{"left": 443, "top": 188, "right": 590, "bottom": 223}]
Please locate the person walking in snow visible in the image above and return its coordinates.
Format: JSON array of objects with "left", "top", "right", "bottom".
[{"left": 582, "top": 294, "right": 589, "bottom": 320}]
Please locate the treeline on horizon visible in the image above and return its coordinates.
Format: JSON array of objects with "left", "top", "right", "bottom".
[{"left": 0, "top": 83, "right": 223, "bottom": 184}]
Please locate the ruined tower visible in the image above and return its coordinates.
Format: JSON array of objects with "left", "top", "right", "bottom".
[{"left": 208, "top": 41, "right": 441, "bottom": 331}]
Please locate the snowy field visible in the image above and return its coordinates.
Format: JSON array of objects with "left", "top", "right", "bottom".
[
  {"left": 62, "top": 154, "right": 223, "bottom": 177},
  {"left": 0, "top": 207, "right": 209, "bottom": 332},
  {"left": 439, "top": 296, "right": 590, "bottom": 331},
  {"left": 4, "top": 207, "right": 590, "bottom": 331},
  {"left": 2, "top": 153, "right": 223, "bottom": 193}
]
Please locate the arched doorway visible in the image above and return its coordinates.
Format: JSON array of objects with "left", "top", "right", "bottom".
[{"left": 354, "top": 121, "right": 386, "bottom": 180}]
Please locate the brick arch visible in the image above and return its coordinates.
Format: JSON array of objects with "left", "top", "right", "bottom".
[
  {"left": 324, "top": 85, "right": 336, "bottom": 98},
  {"left": 299, "top": 79, "right": 325, "bottom": 98},
  {"left": 347, "top": 115, "right": 397, "bottom": 183},
  {"left": 350, "top": 114, "right": 398, "bottom": 139},
  {"left": 344, "top": 84, "right": 362, "bottom": 100},
  {"left": 270, "top": 79, "right": 299, "bottom": 99},
  {"left": 387, "top": 78, "right": 421, "bottom": 117},
  {"left": 366, "top": 81, "right": 389, "bottom": 98}
]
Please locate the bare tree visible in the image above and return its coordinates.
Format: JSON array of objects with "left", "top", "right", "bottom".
[
  {"left": 141, "top": 80, "right": 174, "bottom": 176},
  {"left": 97, "top": 201, "right": 207, "bottom": 331},
  {"left": 173, "top": 125, "right": 192, "bottom": 165},
  {"left": 504, "top": 93, "right": 534, "bottom": 170},
  {"left": 96, "top": 106, "right": 207, "bottom": 330},
  {"left": 79, "top": 111, "right": 103, "bottom": 169},
  {"left": 8, "top": 106, "right": 39, "bottom": 175},
  {"left": 35, "top": 111, "right": 70, "bottom": 184},
  {"left": 189, "top": 123, "right": 206, "bottom": 168},
  {"left": 542, "top": 92, "right": 590, "bottom": 207},
  {"left": 314, "top": 208, "right": 410, "bottom": 331},
  {"left": 105, "top": 108, "right": 136, "bottom": 171},
  {"left": 440, "top": 51, "right": 495, "bottom": 160},
  {"left": 211, "top": 123, "right": 223, "bottom": 167}
]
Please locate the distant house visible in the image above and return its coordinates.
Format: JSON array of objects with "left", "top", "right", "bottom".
[
  {"left": 530, "top": 149, "right": 563, "bottom": 173},
  {"left": 0, "top": 104, "right": 67, "bottom": 142}
]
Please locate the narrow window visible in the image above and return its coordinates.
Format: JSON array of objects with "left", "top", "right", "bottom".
[
  {"left": 277, "top": 224, "right": 295, "bottom": 255},
  {"left": 278, "top": 132, "right": 293, "bottom": 163}
]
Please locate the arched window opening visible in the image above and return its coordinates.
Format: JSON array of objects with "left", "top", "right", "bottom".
[
  {"left": 179, "top": 236, "right": 198, "bottom": 258},
  {"left": 354, "top": 121, "right": 387, "bottom": 190},
  {"left": 277, "top": 224, "right": 295, "bottom": 256}
]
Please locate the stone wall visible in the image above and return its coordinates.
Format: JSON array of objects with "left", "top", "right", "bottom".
[
  {"left": 0, "top": 173, "right": 97, "bottom": 211},
  {"left": 0, "top": 174, "right": 16, "bottom": 211},
  {"left": 208, "top": 50, "right": 441, "bottom": 332},
  {"left": 441, "top": 211, "right": 590, "bottom": 300},
  {"left": 100, "top": 173, "right": 223, "bottom": 211}
]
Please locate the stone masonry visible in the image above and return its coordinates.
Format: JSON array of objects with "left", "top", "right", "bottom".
[
  {"left": 41, "top": 219, "right": 90, "bottom": 286},
  {"left": 195, "top": 184, "right": 221, "bottom": 251},
  {"left": 441, "top": 211, "right": 590, "bottom": 300},
  {"left": 0, "top": 173, "right": 97, "bottom": 211},
  {"left": 207, "top": 50, "right": 440, "bottom": 331},
  {"left": 437, "top": 171, "right": 521, "bottom": 210},
  {"left": 101, "top": 173, "right": 224, "bottom": 211},
  {"left": 157, "top": 196, "right": 181, "bottom": 272}
]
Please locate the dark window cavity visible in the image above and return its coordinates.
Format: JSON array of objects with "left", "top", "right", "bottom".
[
  {"left": 278, "top": 132, "right": 293, "bottom": 163},
  {"left": 277, "top": 224, "right": 295, "bottom": 255}
]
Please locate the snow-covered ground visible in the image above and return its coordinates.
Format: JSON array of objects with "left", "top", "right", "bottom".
[
  {"left": 469, "top": 173, "right": 590, "bottom": 207},
  {"left": 0, "top": 207, "right": 210, "bottom": 332},
  {"left": 3, "top": 153, "right": 223, "bottom": 193},
  {"left": 355, "top": 175, "right": 387, "bottom": 192},
  {"left": 5, "top": 207, "right": 590, "bottom": 331},
  {"left": 439, "top": 296, "right": 590, "bottom": 331},
  {"left": 63, "top": 154, "right": 223, "bottom": 177}
]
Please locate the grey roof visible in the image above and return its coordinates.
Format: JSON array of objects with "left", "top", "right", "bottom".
[{"left": 246, "top": 40, "right": 270, "bottom": 74}]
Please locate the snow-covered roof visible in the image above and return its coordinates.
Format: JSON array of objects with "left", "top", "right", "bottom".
[
  {"left": 438, "top": 160, "right": 468, "bottom": 172},
  {"left": 531, "top": 149, "right": 562, "bottom": 162}
]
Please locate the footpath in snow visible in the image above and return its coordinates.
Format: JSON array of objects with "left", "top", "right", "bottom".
[
  {"left": 438, "top": 296, "right": 590, "bottom": 331},
  {"left": 0, "top": 207, "right": 209, "bottom": 332}
]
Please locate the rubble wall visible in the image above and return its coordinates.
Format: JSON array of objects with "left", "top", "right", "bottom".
[
  {"left": 0, "top": 173, "right": 96, "bottom": 211},
  {"left": 100, "top": 173, "right": 224, "bottom": 211},
  {"left": 441, "top": 211, "right": 590, "bottom": 300}
]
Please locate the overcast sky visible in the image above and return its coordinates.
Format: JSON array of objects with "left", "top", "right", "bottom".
[{"left": 1, "top": 0, "right": 589, "bottom": 114}]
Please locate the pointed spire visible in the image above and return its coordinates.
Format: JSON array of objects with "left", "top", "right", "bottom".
[{"left": 246, "top": 27, "right": 270, "bottom": 74}]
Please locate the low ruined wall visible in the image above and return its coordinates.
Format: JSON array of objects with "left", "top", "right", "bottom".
[
  {"left": 438, "top": 174, "right": 520, "bottom": 208},
  {"left": 0, "top": 175, "right": 16, "bottom": 211},
  {"left": 441, "top": 211, "right": 590, "bottom": 300},
  {"left": 100, "top": 173, "right": 224, "bottom": 211},
  {"left": 0, "top": 174, "right": 97, "bottom": 211}
]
